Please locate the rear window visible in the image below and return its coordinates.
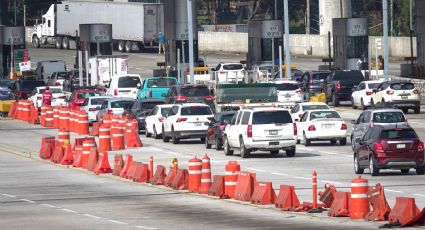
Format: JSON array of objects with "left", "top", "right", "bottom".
[
  {"left": 91, "top": 98, "right": 108, "bottom": 105},
  {"left": 55, "top": 72, "right": 69, "bottom": 80},
  {"left": 118, "top": 76, "right": 141, "bottom": 88},
  {"left": 276, "top": 83, "right": 299, "bottom": 91},
  {"left": 380, "top": 129, "right": 417, "bottom": 139},
  {"left": 312, "top": 73, "right": 329, "bottom": 82},
  {"left": 0, "top": 80, "right": 13, "bottom": 87},
  {"left": 223, "top": 64, "right": 243, "bottom": 70},
  {"left": 332, "top": 71, "right": 364, "bottom": 81},
  {"left": 181, "top": 106, "right": 212, "bottom": 116},
  {"left": 302, "top": 104, "right": 329, "bottom": 111},
  {"left": 147, "top": 78, "right": 177, "bottom": 88},
  {"left": 139, "top": 101, "right": 165, "bottom": 110},
  {"left": 252, "top": 110, "right": 292, "bottom": 124},
  {"left": 161, "top": 107, "right": 171, "bottom": 117},
  {"left": 22, "top": 81, "right": 45, "bottom": 89},
  {"left": 368, "top": 83, "right": 381, "bottom": 89},
  {"left": 180, "top": 86, "right": 209, "bottom": 97},
  {"left": 111, "top": 100, "right": 133, "bottom": 109},
  {"left": 220, "top": 113, "right": 236, "bottom": 122},
  {"left": 310, "top": 111, "right": 340, "bottom": 120},
  {"left": 372, "top": 112, "right": 406, "bottom": 123},
  {"left": 390, "top": 83, "right": 415, "bottom": 90},
  {"left": 77, "top": 92, "right": 101, "bottom": 99}
]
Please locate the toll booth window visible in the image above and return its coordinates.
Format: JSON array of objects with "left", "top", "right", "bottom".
[{"left": 347, "top": 37, "right": 368, "bottom": 59}]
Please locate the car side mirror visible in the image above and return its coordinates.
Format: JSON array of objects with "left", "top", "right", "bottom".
[
  {"left": 351, "top": 120, "right": 356, "bottom": 124},
  {"left": 372, "top": 89, "right": 377, "bottom": 93},
  {"left": 294, "top": 118, "right": 299, "bottom": 122},
  {"left": 210, "top": 68, "right": 216, "bottom": 72}
]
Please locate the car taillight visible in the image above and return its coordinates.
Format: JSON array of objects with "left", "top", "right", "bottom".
[
  {"left": 295, "top": 89, "right": 303, "bottom": 94},
  {"left": 308, "top": 125, "right": 316, "bottom": 131},
  {"left": 336, "top": 82, "right": 341, "bottom": 90},
  {"left": 293, "top": 123, "right": 297, "bottom": 135},
  {"left": 158, "top": 117, "right": 165, "bottom": 122},
  {"left": 219, "top": 71, "right": 226, "bottom": 74},
  {"left": 219, "top": 124, "right": 226, "bottom": 130},
  {"left": 341, "top": 124, "right": 347, "bottom": 130},
  {"left": 37, "top": 96, "right": 42, "bottom": 100},
  {"left": 114, "top": 89, "right": 118, "bottom": 96},
  {"left": 107, "top": 109, "right": 113, "bottom": 115},
  {"left": 175, "top": 95, "right": 188, "bottom": 101},
  {"left": 386, "top": 90, "right": 394, "bottom": 95},
  {"left": 374, "top": 142, "right": 384, "bottom": 152},
  {"left": 203, "top": 95, "right": 214, "bottom": 100},
  {"left": 413, "top": 89, "right": 420, "bottom": 94},
  {"left": 89, "top": 107, "right": 98, "bottom": 111},
  {"left": 419, "top": 141, "right": 424, "bottom": 152},
  {"left": 149, "top": 91, "right": 153, "bottom": 97},
  {"left": 176, "top": 118, "right": 187, "bottom": 122},
  {"left": 247, "top": 125, "right": 252, "bottom": 138},
  {"left": 366, "top": 91, "right": 373, "bottom": 96},
  {"left": 55, "top": 82, "right": 61, "bottom": 86}
]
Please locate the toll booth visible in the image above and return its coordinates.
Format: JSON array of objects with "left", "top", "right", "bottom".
[
  {"left": 79, "top": 24, "right": 113, "bottom": 57},
  {"left": 417, "top": 0, "right": 425, "bottom": 78},
  {"left": 0, "top": 26, "right": 26, "bottom": 78},
  {"left": 247, "top": 20, "right": 283, "bottom": 68},
  {"left": 164, "top": 0, "right": 199, "bottom": 80},
  {"left": 332, "top": 18, "right": 368, "bottom": 70}
]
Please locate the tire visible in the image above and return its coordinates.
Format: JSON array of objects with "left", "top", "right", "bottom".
[
  {"left": 402, "top": 108, "right": 408, "bottom": 114},
  {"left": 360, "top": 99, "right": 365, "bottom": 110},
  {"left": 224, "top": 137, "right": 233, "bottom": 156},
  {"left": 118, "top": 40, "right": 125, "bottom": 52},
  {"left": 56, "top": 37, "right": 63, "bottom": 49},
  {"left": 303, "top": 133, "right": 311, "bottom": 146},
  {"left": 351, "top": 136, "right": 356, "bottom": 151},
  {"left": 332, "top": 94, "right": 339, "bottom": 106},
  {"left": 239, "top": 138, "right": 250, "bottom": 158},
  {"left": 200, "top": 137, "right": 206, "bottom": 142},
  {"left": 215, "top": 137, "right": 223, "bottom": 150},
  {"left": 171, "top": 128, "right": 179, "bottom": 144},
  {"left": 125, "top": 41, "right": 132, "bottom": 53},
  {"left": 145, "top": 129, "right": 152, "bottom": 137},
  {"left": 414, "top": 106, "right": 420, "bottom": 114},
  {"left": 152, "top": 125, "right": 159, "bottom": 139},
  {"left": 371, "top": 99, "right": 375, "bottom": 108},
  {"left": 330, "top": 139, "right": 337, "bottom": 145},
  {"left": 340, "top": 138, "right": 347, "bottom": 146},
  {"left": 401, "top": 169, "right": 409, "bottom": 174},
  {"left": 205, "top": 136, "right": 211, "bottom": 149},
  {"left": 369, "top": 157, "right": 379, "bottom": 176},
  {"left": 354, "top": 154, "right": 364, "bottom": 174},
  {"left": 351, "top": 98, "right": 356, "bottom": 109},
  {"left": 416, "top": 165, "right": 425, "bottom": 175},
  {"left": 270, "top": 150, "right": 279, "bottom": 155},
  {"left": 296, "top": 139, "right": 300, "bottom": 144},
  {"left": 62, "top": 37, "right": 69, "bottom": 49},
  {"left": 32, "top": 36, "right": 40, "bottom": 48},
  {"left": 162, "top": 126, "right": 170, "bottom": 142},
  {"left": 286, "top": 147, "right": 296, "bottom": 157},
  {"left": 381, "top": 99, "right": 386, "bottom": 108}
]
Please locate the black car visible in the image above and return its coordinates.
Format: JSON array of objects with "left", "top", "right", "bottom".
[
  {"left": 9, "top": 79, "right": 46, "bottom": 100},
  {"left": 67, "top": 70, "right": 86, "bottom": 92},
  {"left": 325, "top": 70, "right": 365, "bottom": 106},
  {"left": 0, "top": 79, "right": 15, "bottom": 100},
  {"left": 164, "top": 84, "right": 214, "bottom": 107},
  {"left": 205, "top": 111, "right": 237, "bottom": 150},
  {"left": 123, "top": 98, "right": 166, "bottom": 132}
]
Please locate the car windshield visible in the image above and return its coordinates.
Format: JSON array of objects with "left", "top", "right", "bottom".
[
  {"left": 312, "top": 73, "right": 329, "bottom": 83},
  {"left": 91, "top": 98, "right": 108, "bottom": 105},
  {"left": 22, "top": 81, "right": 45, "bottom": 90},
  {"left": 310, "top": 111, "right": 340, "bottom": 120},
  {"left": 55, "top": 72, "right": 69, "bottom": 80},
  {"left": 252, "top": 110, "right": 292, "bottom": 124},
  {"left": 223, "top": 64, "right": 243, "bottom": 70},
  {"left": 302, "top": 104, "right": 329, "bottom": 111},
  {"left": 39, "top": 88, "right": 62, "bottom": 94},
  {"left": 368, "top": 83, "right": 381, "bottom": 89},
  {"left": 372, "top": 112, "right": 406, "bottom": 123},
  {"left": 77, "top": 92, "right": 101, "bottom": 99},
  {"left": 161, "top": 107, "right": 171, "bottom": 117},
  {"left": 181, "top": 106, "right": 212, "bottom": 116},
  {"left": 118, "top": 76, "right": 141, "bottom": 88},
  {"left": 180, "top": 87, "right": 209, "bottom": 97},
  {"left": 390, "top": 83, "right": 415, "bottom": 90},
  {"left": 276, "top": 83, "right": 299, "bottom": 91},
  {"left": 147, "top": 78, "right": 177, "bottom": 88},
  {"left": 332, "top": 71, "right": 364, "bottom": 81},
  {"left": 220, "top": 113, "right": 236, "bottom": 122},
  {"left": 111, "top": 100, "right": 133, "bottom": 109},
  {"left": 139, "top": 101, "right": 165, "bottom": 109},
  {"left": 380, "top": 129, "right": 417, "bottom": 139}
]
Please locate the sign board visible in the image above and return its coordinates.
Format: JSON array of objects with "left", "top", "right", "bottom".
[
  {"left": 375, "top": 38, "right": 382, "bottom": 50},
  {"left": 347, "top": 18, "right": 367, "bottom": 36},
  {"left": 176, "top": 22, "right": 189, "bottom": 40},
  {"left": 2, "top": 26, "right": 25, "bottom": 45},
  {"left": 261, "top": 20, "right": 282, "bottom": 39},
  {"left": 89, "top": 24, "right": 112, "bottom": 42},
  {"left": 19, "top": 61, "right": 31, "bottom": 72}
]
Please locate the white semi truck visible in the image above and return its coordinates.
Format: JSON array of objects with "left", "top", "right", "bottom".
[{"left": 31, "top": 0, "right": 164, "bottom": 52}]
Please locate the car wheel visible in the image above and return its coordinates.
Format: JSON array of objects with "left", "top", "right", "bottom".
[
  {"left": 340, "top": 138, "right": 347, "bottom": 146},
  {"left": 224, "top": 137, "right": 233, "bottom": 156},
  {"left": 215, "top": 137, "right": 223, "bottom": 150},
  {"left": 205, "top": 136, "right": 211, "bottom": 149},
  {"left": 354, "top": 154, "right": 364, "bottom": 174},
  {"left": 162, "top": 126, "right": 170, "bottom": 142},
  {"left": 56, "top": 37, "right": 63, "bottom": 49},
  {"left": 360, "top": 99, "right": 365, "bottom": 110},
  {"left": 303, "top": 133, "right": 311, "bottom": 146},
  {"left": 270, "top": 150, "right": 279, "bottom": 155},
  {"left": 401, "top": 169, "right": 409, "bottom": 174},
  {"left": 416, "top": 165, "right": 425, "bottom": 175},
  {"left": 351, "top": 136, "right": 356, "bottom": 151},
  {"left": 330, "top": 139, "right": 337, "bottom": 145},
  {"left": 381, "top": 99, "right": 386, "bottom": 108},
  {"left": 351, "top": 98, "right": 356, "bottom": 109},
  {"left": 296, "top": 139, "right": 300, "bottom": 144},
  {"left": 371, "top": 99, "right": 375, "bottom": 108},
  {"left": 118, "top": 40, "right": 125, "bottom": 52},
  {"left": 171, "top": 128, "right": 179, "bottom": 144},
  {"left": 145, "top": 128, "right": 152, "bottom": 137},
  {"left": 125, "top": 41, "right": 132, "bottom": 53},
  {"left": 414, "top": 106, "right": 420, "bottom": 114},
  {"left": 239, "top": 138, "right": 250, "bottom": 158},
  {"left": 332, "top": 94, "right": 339, "bottom": 106},
  {"left": 369, "top": 157, "right": 379, "bottom": 176},
  {"left": 32, "top": 36, "right": 40, "bottom": 48},
  {"left": 402, "top": 108, "right": 408, "bottom": 114},
  {"left": 285, "top": 147, "right": 296, "bottom": 157},
  {"left": 62, "top": 37, "right": 69, "bottom": 49}
]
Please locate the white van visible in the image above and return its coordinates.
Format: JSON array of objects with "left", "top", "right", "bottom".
[
  {"left": 107, "top": 74, "right": 142, "bottom": 99},
  {"left": 36, "top": 60, "right": 66, "bottom": 83}
]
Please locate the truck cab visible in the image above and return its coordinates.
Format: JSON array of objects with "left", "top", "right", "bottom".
[
  {"left": 32, "top": 5, "right": 55, "bottom": 48},
  {"left": 137, "top": 77, "right": 178, "bottom": 100}
]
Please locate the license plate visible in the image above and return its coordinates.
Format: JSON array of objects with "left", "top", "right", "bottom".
[
  {"left": 397, "top": 144, "right": 405, "bottom": 149},
  {"left": 285, "top": 94, "right": 291, "bottom": 98},
  {"left": 322, "top": 124, "right": 333, "bottom": 129},
  {"left": 269, "top": 130, "right": 278, "bottom": 135},
  {"left": 194, "top": 122, "right": 202, "bottom": 126},
  {"left": 401, "top": 96, "right": 408, "bottom": 99},
  {"left": 269, "top": 141, "right": 279, "bottom": 146}
]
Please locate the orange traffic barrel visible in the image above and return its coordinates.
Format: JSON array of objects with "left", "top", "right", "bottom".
[
  {"left": 15, "top": 100, "right": 23, "bottom": 120},
  {"left": 98, "top": 125, "right": 111, "bottom": 152},
  {"left": 199, "top": 154, "right": 212, "bottom": 194},
  {"left": 188, "top": 157, "right": 202, "bottom": 192},
  {"left": 111, "top": 116, "right": 125, "bottom": 150},
  {"left": 81, "top": 138, "right": 97, "bottom": 169},
  {"left": 45, "top": 107, "right": 54, "bottom": 127},
  {"left": 21, "top": 101, "right": 31, "bottom": 122},
  {"left": 53, "top": 106, "right": 60, "bottom": 129},
  {"left": 350, "top": 176, "right": 370, "bottom": 219},
  {"left": 102, "top": 114, "right": 112, "bottom": 128},
  {"left": 78, "top": 111, "right": 89, "bottom": 135},
  {"left": 40, "top": 106, "right": 47, "bottom": 126},
  {"left": 57, "top": 129, "right": 70, "bottom": 145},
  {"left": 225, "top": 161, "right": 240, "bottom": 198},
  {"left": 68, "top": 109, "right": 75, "bottom": 133},
  {"left": 59, "top": 107, "right": 70, "bottom": 131}
]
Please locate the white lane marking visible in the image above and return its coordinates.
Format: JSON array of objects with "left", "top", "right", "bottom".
[
  {"left": 168, "top": 151, "right": 180, "bottom": 155},
  {"left": 83, "top": 213, "right": 102, "bottom": 219},
  {"left": 271, "top": 172, "right": 289, "bottom": 176},
  {"left": 107, "top": 219, "right": 128, "bottom": 225},
  {"left": 246, "top": 167, "right": 266, "bottom": 172},
  {"left": 135, "top": 226, "right": 158, "bottom": 230},
  {"left": 294, "top": 176, "right": 311, "bottom": 180},
  {"left": 2, "top": 194, "right": 17, "bottom": 198},
  {"left": 41, "top": 203, "right": 57, "bottom": 208},
  {"left": 149, "top": 147, "right": 164, "bottom": 152},
  {"left": 297, "top": 147, "right": 351, "bottom": 158},
  {"left": 386, "top": 189, "right": 404, "bottom": 194},
  {"left": 20, "top": 199, "right": 36, "bottom": 204},
  {"left": 413, "top": 194, "right": 425, "bottom": 197},
  {"left": 61, "top": 208, "right": 77, "bottom": 213},
  {"left": 320, "top": 180, "right": 343, "bottom": 185}
]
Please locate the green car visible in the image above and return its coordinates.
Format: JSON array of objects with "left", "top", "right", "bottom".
[{"left": 137, "top": 77, "right": 178, "bottom": 100}]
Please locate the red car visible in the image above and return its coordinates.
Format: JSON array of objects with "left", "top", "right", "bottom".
[
  {"left": 353, "top": 124, "right": 424, "bottom": 176},
  {"left": 68, "top": 88, "right": 103, "bottom": 110}
]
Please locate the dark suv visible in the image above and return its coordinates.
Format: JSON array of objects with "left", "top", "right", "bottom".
[
  {"left": 123, "top": 99, "right": 165, "bottom": 132},
  {"left": 353, "top": 124, "right": 424, "bottom": 176},
  {"left": 9, "top": 79, "right": 46, "bottom": 100},
  {"left": 325, "top": 70, "right": 365, "bottom": 106},
  {"left": 300, "top": 71, "right": 330, "bottom": 100},
  {"left": 164, "top": 84, "right": 213, "bottom": 107}
]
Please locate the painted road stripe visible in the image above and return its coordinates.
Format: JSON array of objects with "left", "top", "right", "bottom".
[
  {"left": 107, "top": 219, "right": 128, "bottom": 225},
  {"left": 2, "top": 194, "right": 17, "bottom": 198},
  {"left": 386, "top": 189, "right": 404, "bottom": 194},
  {"left": 135, "top": 226, "right": 158, "bottom": 230},
  {"left": 41, "top": 204, "right": 57, "bottom": 208},
  {"left": 413, "top": 194, "right": 425, "bottom": 197},
  {"left": 61, "top": 208, "right": 77, "bottom": 213},
  {"left": 271, "top": 172, "right": 289, "bottom": 176},
  {"left": 83, "top": 213, "right": 102, "bottom": 219},
  {"left": 246, "top": 167, "right": 266, "bottom": 172},
  {"left": 20, "top": 199, "right": 36, "bottom": 204}
]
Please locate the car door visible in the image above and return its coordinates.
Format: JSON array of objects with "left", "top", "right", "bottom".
[
  {"left": 145, "top": 107, "right": 156, "bottom": 133},
  {"left": 164, "top": 106, "right": 179, "bottom": 133},
  {"left": 373, "top": 82, "right": 385, "bottom": 104},
  {"left": 226, "top": 111, "right": 240, "bottom": 147},
  {"left": 358, "top": 127, "right": 375, "bottom": 166},
  {"left": 296, "top": 112, "right": 309, "bottom": 140},
  {"left": 353, "top": 83, "right": 364, "bottom": 105}
]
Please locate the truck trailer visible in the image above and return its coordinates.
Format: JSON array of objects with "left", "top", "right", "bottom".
[{"left": 31, "top": 1, "right": 164, "bottom": 52}]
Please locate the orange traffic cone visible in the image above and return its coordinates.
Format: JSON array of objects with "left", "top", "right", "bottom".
[
  {"left": 198, "top": 154, "right": 212, "bottom": 194},
  {"left": 61, "top": 143, "right": 74, "bottom": 165},
  {"left": 94, "top": 152, "right": 112, "bottom": 174}
]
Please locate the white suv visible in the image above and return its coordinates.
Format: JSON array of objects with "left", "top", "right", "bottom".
[
  {"left": 371, "top": 81, "right": 421, "bottom": 114},
  {"left": 223, "top": 107, "right": 297, "bottom": 158},
  {"left": 162, "top": 103, "right": 214, "bottom": 144}
]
